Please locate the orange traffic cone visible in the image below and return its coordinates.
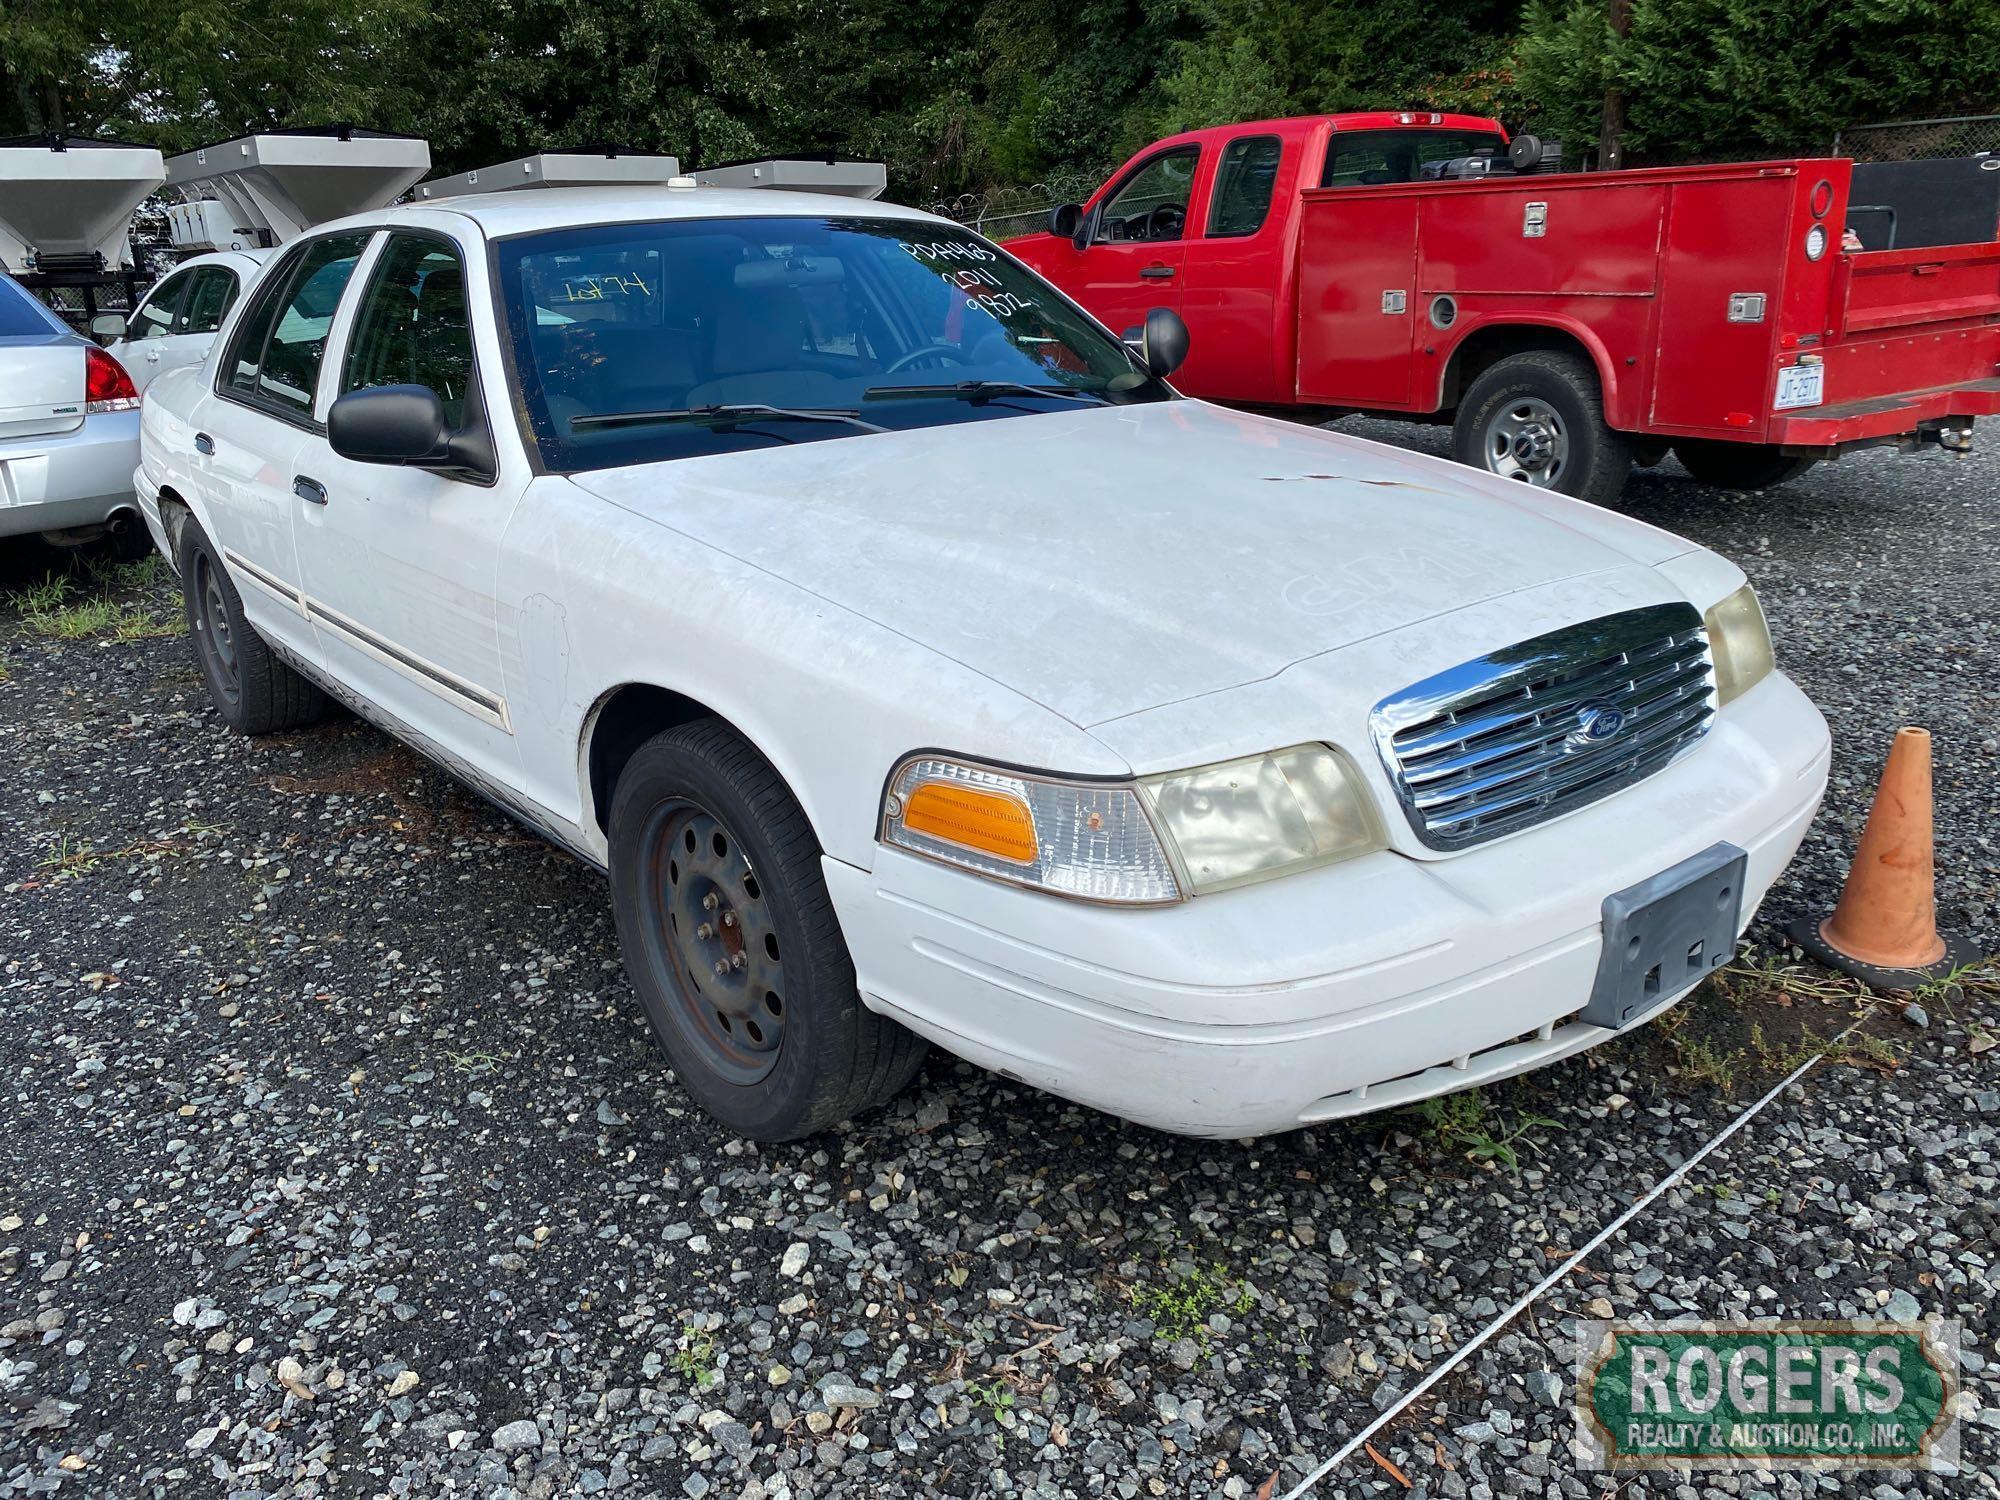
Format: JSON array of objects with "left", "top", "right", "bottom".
[{"left": 1789, "top": 727, "right": 1977, "bottom": 989}]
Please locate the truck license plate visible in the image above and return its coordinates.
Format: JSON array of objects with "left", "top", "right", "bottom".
[{"left": 1773, "top": 363, "right": 1824, "bottom": 411}]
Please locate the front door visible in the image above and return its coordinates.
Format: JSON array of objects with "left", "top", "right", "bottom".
[
  {"left": 109, "top": 268, "right": 188, "bottom": 395},
  {"left": 292, "top": 229, "right": 524, "bottom": 792},
  {"left": 1065, "top": 145, "right": 1199, "bottom": 344}
]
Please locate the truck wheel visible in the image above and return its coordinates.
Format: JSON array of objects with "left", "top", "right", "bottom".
[
  {"left": 607, "top": 719, "right": 927, "bottom": 1141},
  {"left": 1454, "top": 351, "right": 1633, "bottom": 505},
  {"left": 177, "top": 527, "right": 327, "bottom": 735},
  {"left": 1673, "top": 440, "right": 1818, "bottom": 492}
]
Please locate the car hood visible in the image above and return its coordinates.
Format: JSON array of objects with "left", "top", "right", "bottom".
[{"left": 568, "top": 401, "right": 1698, "bottom": 729}]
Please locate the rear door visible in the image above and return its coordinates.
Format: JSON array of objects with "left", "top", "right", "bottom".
[
  {"left": 1175, "top": 132, "right": 1293, "bottom": 403},
  {"left": 154, "top": 265, "right": 241, "bottom": 391},
  {"left": 185, "top": 231, "right": 374, "bottom": 661}
]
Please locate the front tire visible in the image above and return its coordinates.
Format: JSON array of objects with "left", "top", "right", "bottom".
[
  {"left": 1673, "top": 440, "right": 1818, "bottom": 492},
  {"left": 607, "top": 720, "right": 926, "bottom": 1140},
  {"left": 177, "top": 525, "right": 326, "bottom": 735},
  {"left": 1453, "top": 351, "right": 1633, "bottom": 505}
]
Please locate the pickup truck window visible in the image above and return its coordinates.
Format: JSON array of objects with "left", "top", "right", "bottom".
[
  {"left": 342, "top": 233, "right": 475, "bottom": 427},
  {"left": 223, "top": 232, "right": 371, "bottom": 417},
  {"left": 1208, "top": 136, "right": 1283, "bottom": 237},
  {"left": 1321, "top": 130, "right": 1508, "bottom": 188},
  {"left": 1097, "top": 147, "right": 1199, "bottom": 242},
  {"left": 496, "top": 215, "right": 1166, "bottom": 473}
]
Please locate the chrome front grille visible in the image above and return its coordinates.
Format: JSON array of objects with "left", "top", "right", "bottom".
[{"left": 1371, "top": 603, "right": 1715, "bottom": 852}]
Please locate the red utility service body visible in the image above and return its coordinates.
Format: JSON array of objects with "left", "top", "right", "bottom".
[{"left": 1011, "top": 113, "right": 2000, "bottom": 457}]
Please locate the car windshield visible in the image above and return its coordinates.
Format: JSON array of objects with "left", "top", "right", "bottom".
[{"left": 495, "top": 215, "right": 1170, "bottom": 471}]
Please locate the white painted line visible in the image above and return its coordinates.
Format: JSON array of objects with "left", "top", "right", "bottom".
[{"left": 1279, "top": 1049, "right": 1825, "bottom": 1499}]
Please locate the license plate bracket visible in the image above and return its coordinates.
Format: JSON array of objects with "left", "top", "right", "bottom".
[{"left": 1583, "top": 842, "right": 1747, "bottom": 1031}]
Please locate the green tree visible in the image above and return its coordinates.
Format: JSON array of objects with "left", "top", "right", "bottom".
[{"left": 1517, "top": 0, "right": 2000, "bottom": 163}]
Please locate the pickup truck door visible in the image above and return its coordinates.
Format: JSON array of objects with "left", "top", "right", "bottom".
[
  {"left": 185, "top": 233, "right": 375, "bottom": 663},
  {"left": 291, "top": 228, "right": 525, "bottom": 793},
  {"left": 1058, "top": 145, "right": 1198, "bottom": 345},
  {"left": 1174, "top": 132, "right": 1293, "bottom": 404}
]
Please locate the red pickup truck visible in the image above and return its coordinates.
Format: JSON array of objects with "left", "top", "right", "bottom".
[{"left": 1010, "top": 112, "right": 2000, "bottom": 501}]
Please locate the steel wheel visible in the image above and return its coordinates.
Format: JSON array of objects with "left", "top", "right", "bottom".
[
  {"left": 1482, "top": 396, "right": 1569, "bottom": 487},
  {"left": 634, "top": 800, "right": 786, "bottom": 1087},
  {"left": 191, "top": 548, "right": 241, "bottom": 707}
]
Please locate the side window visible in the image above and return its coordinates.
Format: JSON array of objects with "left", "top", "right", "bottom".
[
  {"left": 128, "top": 272, "right": 188, "bottom": 340},
  {"left": 1207, "top": 136, "right": 1283, "bottom": 237},
  {"left": 223, "top": 249, "right": 305, "bottom": 396},
  {"left": 1097, "top": 147, "right": 1200, "bottom": 243},
  {"left": 255, "top": 234, "right": 371, "bottom": 415},
  {"left": 177, "top": 268, "right": 239, "bottom": 335},
  {"left": 340, "top": 234, "right": 476, "bottom": 427}
]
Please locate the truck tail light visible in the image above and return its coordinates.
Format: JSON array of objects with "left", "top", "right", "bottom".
[
  {"left": 84, "top": 346, "right": 140, "bottom": 413},
  {"left": 1804, "top": 224, "right": 1828, "bottom": 261}
]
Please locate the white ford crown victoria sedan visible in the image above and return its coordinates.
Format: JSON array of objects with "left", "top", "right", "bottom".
[{"left": 135, "top": 184, "right": 1831, "bottom": 1140}]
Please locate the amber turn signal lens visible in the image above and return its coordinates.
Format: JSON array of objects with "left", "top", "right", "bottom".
[{"left": 899, "top": 781, "right": 1039, "bottom": 864}]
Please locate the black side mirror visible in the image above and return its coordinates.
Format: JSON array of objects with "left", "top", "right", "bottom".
[
  {"left": 1048, "top": 202, "right": 1082, "bottom": 241},
  {"left": 328, "top": 384, "right": 491, "bottom": 479},
  {"left": 1138, "top": 306, "right": 1190, "bottom": 378}
]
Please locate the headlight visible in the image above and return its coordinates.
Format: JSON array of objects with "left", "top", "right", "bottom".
[
  {"left": 1140, "top": 745, "right": 1383, "bottom": 895},
  {"left": 1705, "top": 583, "right": 1775, "bottom": 705},
  {"left": 880, "top": 745, "right": 1383, "bottom": 903}
]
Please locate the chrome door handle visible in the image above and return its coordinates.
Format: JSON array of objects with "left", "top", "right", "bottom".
[
  {"left": 293, "top": 475, "right": 328, "bottom": 506},
  {"left": 145, "top": 350, "right": 161, "bottom": 362},
  {"left": 193, "top": 432, "right": 214, "bottom": 455},
  {"left": 1139, "top": 264, "right": 1176, "bottom": 280}
]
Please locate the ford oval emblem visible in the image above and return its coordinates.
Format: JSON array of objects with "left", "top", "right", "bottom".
[{"left": 1569, "top": 700, "right": 1628, "bottom": 749}]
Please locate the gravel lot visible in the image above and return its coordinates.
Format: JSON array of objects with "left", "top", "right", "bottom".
[{"left": 2, "top": 433, "right": 1996, "bottom": 1500}]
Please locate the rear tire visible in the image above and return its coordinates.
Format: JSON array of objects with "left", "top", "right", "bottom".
[
  {"left": 607, "top": 719, "right": 927, "bottom": 1140},
  {"left": 1673, "top": 440, "right": 1818, "bottom": 492},
  {"left": 177, "top": 526, "right": 327, "bottom": 735},
  {"left": 1453, "top": 351, "right": 1633, "bottom": 506}
]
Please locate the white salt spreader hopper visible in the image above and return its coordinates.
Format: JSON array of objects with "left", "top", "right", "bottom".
[
  {"left": 417, "top": 148, "right": 683, "bottom": 200},
  {"left": 692, "top": 156, "right": 887, "bottom": 199},
  {"left": 414, "top": 148, "right": 887, "bottom": 203},
  {"left": 0, "top": 135, "right": 165, "bottom": 272},
  {"left": 163, "top": 125, "right": 430, "bottom": 249}
]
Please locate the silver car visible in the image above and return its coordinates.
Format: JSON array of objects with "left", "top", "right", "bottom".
[{"left": 0, "top": 273, "right": 144, "bottom": 551}]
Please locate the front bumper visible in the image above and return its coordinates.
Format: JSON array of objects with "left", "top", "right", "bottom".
[
  {"left": 826, "top": 673, "right": 1830, "bottom": 1137},
  {"left": 0, "top": 411, "right": 140, "bottom": 539}
]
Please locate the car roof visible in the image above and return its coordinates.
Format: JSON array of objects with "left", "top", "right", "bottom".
[
  {"left": 310, "top": 184, "right": 952, "bottom": 241},
  {"left": 164, "top": 249, "right": 270, "bottom": 276}
]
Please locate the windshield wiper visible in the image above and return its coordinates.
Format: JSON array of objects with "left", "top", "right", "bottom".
[
  {"left": 569, "top": 403, "right": 888, "bottom": 434},
  {"left": 863, "top": 380, "right": 1108, "bottom": 405}
]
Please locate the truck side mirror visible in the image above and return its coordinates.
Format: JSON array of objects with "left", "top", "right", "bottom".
[
  {"left": 1139, "top": 307, "right": 1189, "bottom": 378},
  {"left": 1048, "top": 203, "right": 1083, "bottom": 241}
]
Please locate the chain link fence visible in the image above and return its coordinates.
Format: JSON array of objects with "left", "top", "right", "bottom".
[
  {"left": 17, "top": 273, "right": 153, "bottom": 334},
  {"left": 1834, "top": 114, "right": 2000, "bottom": 162}
]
